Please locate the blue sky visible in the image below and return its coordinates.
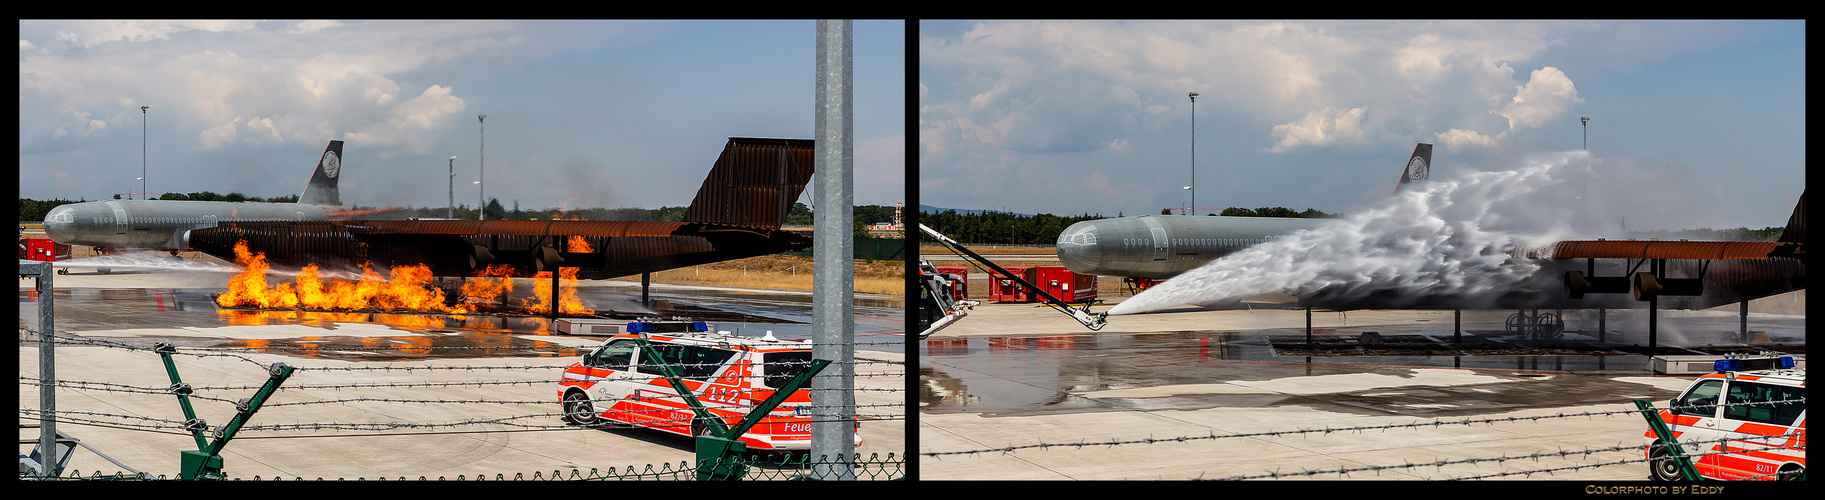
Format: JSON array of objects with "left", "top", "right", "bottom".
[
  {"left": 20, "top": 20, "right": 904, "bottom": 214},
  {"left": 919, "top": 20, "right": 1804, "bottom": 232}
]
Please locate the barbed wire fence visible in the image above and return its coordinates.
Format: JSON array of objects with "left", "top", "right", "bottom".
[
  {"left": 18, "top": 331, "right": 906, "bottom": 481},
  {"left": 921, "top": 398, "right": 1803, "bottom": 480}
]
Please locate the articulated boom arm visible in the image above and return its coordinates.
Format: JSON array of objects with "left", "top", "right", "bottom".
[{"left": 918, "top": 224, "right": 1107, "bottom": 333}]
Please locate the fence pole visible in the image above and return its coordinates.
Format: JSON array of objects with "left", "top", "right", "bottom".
[{"left": 811, "top": 18, "right": 856, "bottom": 481}]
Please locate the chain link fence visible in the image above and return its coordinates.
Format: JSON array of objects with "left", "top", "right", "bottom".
[{"left": 23, "top": 453, "right": 906, "bottom": 481}]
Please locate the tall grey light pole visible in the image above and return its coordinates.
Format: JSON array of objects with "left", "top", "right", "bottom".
[
  {"left": 1583, "top": 116, "right": 1602, "bottom": 340},
  {"left": 448, "top": 156, "right": 457, "bottom": 219},
  {"left": 478, "top": 115, "right": 487, "bottom": 220},
  {"left": 1582, "top": 116, "right": 1590, "bottom": 150},
  {"left": 1581, "top": 116, "right": 1590, "bottom": 226},
  {"left": 141, "top": 106, "right": 149, "bottom": 199},
  {"left": 1188, "top": 92, "right": 1198, "bottom": 215}
]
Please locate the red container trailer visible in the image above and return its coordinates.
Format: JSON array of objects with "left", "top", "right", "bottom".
[
  {"left": 1033, "top": 265, "right": 1097, "bottom": 303},
  {"left": 934, "top": 265, "right": 969, "bottom": 300},
  {"left": 19, "top": 238, "right": 70, "bottom": 263},
  {"left": 988, "top": 265, "right": 1036, "bottom": 303}
]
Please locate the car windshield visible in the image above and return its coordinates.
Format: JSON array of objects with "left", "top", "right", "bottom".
[
  {"left": 585, "top": 339, "right": 638, "bottom": 370},
  {"left": 1672, "top": 379, "right": 1724, "bottom": 417}
]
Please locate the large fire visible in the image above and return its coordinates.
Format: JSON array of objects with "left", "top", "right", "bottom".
[
  {"left": 215, "top": 240, "right": 593, "bottom": 317},
  {"left": 522, "top": 236, "right": 596, "bottom": 316}
]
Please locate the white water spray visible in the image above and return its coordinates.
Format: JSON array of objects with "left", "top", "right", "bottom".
[
  {"left": 53, "top": 254, "right": 372, "bottom": 280},
  {"left": 53, "top": 255, "right": 243, "bottom": 274},
  {"left": 1108, "top": 151, "right": 1599, "bottom": 315}
]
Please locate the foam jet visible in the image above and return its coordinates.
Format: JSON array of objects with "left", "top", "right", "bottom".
[{"left": 1056, "top": 144, "right": 1432, "bottom": 280}]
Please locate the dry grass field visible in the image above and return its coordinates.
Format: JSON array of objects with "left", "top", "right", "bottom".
[{"left": 612, "top": 254, "right": 906, "bottom": 295}]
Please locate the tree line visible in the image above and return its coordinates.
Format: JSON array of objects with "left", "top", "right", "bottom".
[{"left": 1213, "top": 206, "right": 1340, "bottom": 218}]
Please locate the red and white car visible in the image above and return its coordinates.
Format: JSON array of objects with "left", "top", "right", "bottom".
[
  {"left": 558, "top": 329, "right": 861, "bottom": 451},
  {"left": 1644, "top": 355, "right": 1805, "bottom": 481}
]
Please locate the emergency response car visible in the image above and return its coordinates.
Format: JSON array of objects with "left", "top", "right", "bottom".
[
  {"left": 1644, "top": 354, "right": 1804, "bottom": 481},
  {"left": 557, "top": 327, "right": 861, "bottom": 451}
]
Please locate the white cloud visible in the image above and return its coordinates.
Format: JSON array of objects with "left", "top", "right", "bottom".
[
  {"left": 1494, "top": 66, "right": 1582, "bottom": 130},
  {"left": 345, "top": 85, "right": 467, "bottom": 155},
  {"left": 1266, "top": 106, "right": 1368, "bottom": 153},
  {"left": 16, "top": 21, "right": 534, "bottom": 155},
  {"left": 1433, "top": 128, "right": 1503, "bottom": 152},
  {"left": 198, "top": 118, "right": 242, "bottom": 149},
  {"left": 289, "top": 20, "right": 345, "bottom": 34},
  {"left": 54, "top": 21, "right": 259, "bottom": 49}
]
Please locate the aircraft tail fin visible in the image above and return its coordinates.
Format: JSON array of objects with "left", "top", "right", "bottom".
[
  {"left": 299, "top": 140, "right": 343, "bottom": 206},
  {"left": 682, "top": 137, "right": 816, "bottom": 229},
  {"left": 1394, "top": 143, "right": 1432, "bottom": 194}
]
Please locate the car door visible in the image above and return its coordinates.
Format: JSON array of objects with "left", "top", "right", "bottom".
[
  {"left": 584, "top": 339, "right": 643, "bottom": 424},
  {"left": 1667, "top": 379, "right": 1730, "bottom": 477}
]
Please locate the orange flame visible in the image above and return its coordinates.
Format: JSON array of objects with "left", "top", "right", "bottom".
[
  {"left": 552, "top": 197, "right": 584, "bottom": 221},
  {"left": 567, "top": 235, "right": 593, "bottom": 253},
  {"left": 523, "top": 267, "right": 593, "bottom": 316},
  {"left": 216, "top": 240, "right": 472, "bottom": 314},
  {"left": 459, "top": 264, "right": 517, "bottom": 310},
  {"left": 217, "top": 241, "right": 299, "bottom": 309},
  {"left": 216, "top": 240, "right": 595, "bottom": 318}
]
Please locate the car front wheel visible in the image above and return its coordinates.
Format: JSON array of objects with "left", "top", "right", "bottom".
[
  {"left": 1648, "top": 445, "right": 1684, "bottom": 481},
  {"left": 563, "top": 392, "right": 600, "bottom": 426}
]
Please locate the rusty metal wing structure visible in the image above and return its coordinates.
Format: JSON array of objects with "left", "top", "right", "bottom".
[
  {"left": 683, "top": 138, "right": 815, "bottom": 229},
  {"left": 1542, "top": 190, "right": 1805, "bottom": 310},
  {"left": 186, "top": 138, "right": 816, "bottom": 280}
]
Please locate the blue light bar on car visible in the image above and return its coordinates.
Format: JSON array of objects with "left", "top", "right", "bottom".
[
  {"left": 625, "top": 321, "right": 710, "bottom": 334},
  {"left": 1712, "top": 356, "right": 1797, "bottom": 372}
]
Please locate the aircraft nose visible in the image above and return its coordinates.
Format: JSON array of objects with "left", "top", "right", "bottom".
[
  {"left": 1055, "top": 221, "right": 1103, "bottom": 274},
  {"left": 42, "top": 205, "right": 76, "bottom": 243}
]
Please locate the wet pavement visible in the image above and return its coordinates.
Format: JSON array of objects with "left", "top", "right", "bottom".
[
  {"left": 920, "top": 301, "right": 1805, "bottom": 419},
  {"left": 20, "top": 285, "right": 906, "bottom": 360},
  {"left": 919, "top": 330, "right": 1707, "bottom": 419},
  {"left": 18, "top": 272, "right": 908, "bottom": 480}
]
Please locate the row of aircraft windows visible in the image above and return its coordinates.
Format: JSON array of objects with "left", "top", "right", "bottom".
[
  {"left": 1119, "top": 237, "right": 1267, "bottom": 247},
  {"left": 127, "top": 216, "right": 281, "bottom": 226}
]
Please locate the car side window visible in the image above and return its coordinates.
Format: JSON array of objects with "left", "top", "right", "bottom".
[
  {"left": 1672, "top": 379, "right": 1724, "bottom": 418},
  {"left": 1723, "top": 381, "right": 1805, "bottom": 427},
  {"left": 586, "top": 340, "right": 637, "bottom": 371},
  {"left": 760, "top": 351, "right": 814, "bottom": 390},
  {"left": 635, "top": 344, "right": 736, "bottom": 380}
]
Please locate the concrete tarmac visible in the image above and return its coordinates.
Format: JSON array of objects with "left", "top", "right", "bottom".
[
  {"left": 918, "top": 291, "right": 1803, "bottom": 481},
  {"left": 20, "top": 267, "right": 905, "bottom": 480}
]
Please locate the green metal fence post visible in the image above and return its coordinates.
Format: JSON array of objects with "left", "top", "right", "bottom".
[
  {"left": 1633, "top": 398, "right": 1702, "bottom": 481},
  {"left": 155, "top": 343, "right": 211, "bottom": 454},
  {"left": 157, "top": 343, "right": 295, "bottom": 480},
  {"left": 632, "top": 335, "right": 831, "bottom": 481},
  {"left": 206, "top": 363, "right": 294, "bottom": 456}
]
